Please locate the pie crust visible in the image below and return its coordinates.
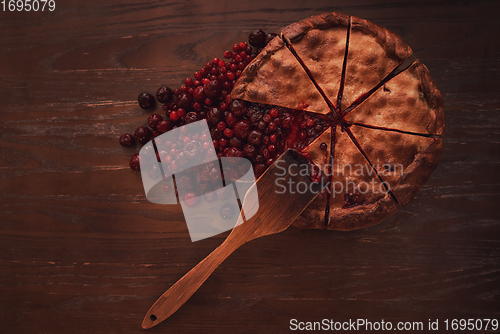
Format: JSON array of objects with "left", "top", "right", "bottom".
[{"left": 232, "top": 12, "right": 444, "bottom": 231}]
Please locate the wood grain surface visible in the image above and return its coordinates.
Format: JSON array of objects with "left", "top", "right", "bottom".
[{"left": 1, "top": 0, "right": 499, "bottom": 333}]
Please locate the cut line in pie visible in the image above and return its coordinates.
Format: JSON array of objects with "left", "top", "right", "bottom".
[{"left": 231, "top": 12, "right": 444, "bottom": 230}]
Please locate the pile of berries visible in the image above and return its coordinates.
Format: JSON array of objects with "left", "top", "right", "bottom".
[{"left": 120, "top": 29, "right": 325, "bottom": 179}]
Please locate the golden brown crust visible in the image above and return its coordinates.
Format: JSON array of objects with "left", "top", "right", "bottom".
[
  {"left": 281, "top": 12, "right": 349, "bottom": 43},
  {"left": 350, "top": 15, "right": 412, "bottom": 63},
  {"left": 391, "top": 138, "right": 442, "bottom": 206},
  {"left": 412, "top": 62, "right": 445, "bottom": 135},
  {"left": 344, "top": 60, "right": 444, "bottom": 136},
  {"left": 231, "top": 37, "right": 330, "bottom": 114},
  {"left": 294, "top": 191, "right": 399, "bottom": 231}
]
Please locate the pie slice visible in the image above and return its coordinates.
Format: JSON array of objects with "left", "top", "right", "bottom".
[
  {"left": 295, "top": 125, "right": 399, "bottom": 230},
  {"left": 344, "top": 61, "right": 445, "bottom": 135},
  {"left": 231, "top": 36, "right": 331, "bottom": 114},
  {"left": 281, "top": 12, "right": 350, "bottom": 112},
  {"left": 341, "top": 15, "right": 413, "bottom": 110},
  {"left": 348, "top": 124, "right": 443, "bottom": 206}
]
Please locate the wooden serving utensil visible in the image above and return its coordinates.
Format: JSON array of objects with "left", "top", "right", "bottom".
[{"left": 142, "top": 150, "right": 321, "bottom": 329}]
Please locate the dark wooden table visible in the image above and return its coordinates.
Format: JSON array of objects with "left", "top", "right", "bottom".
[{"left": 1, "top": 1, "right": 499, "bottom": 333}]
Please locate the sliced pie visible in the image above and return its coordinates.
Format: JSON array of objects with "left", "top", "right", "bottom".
[{"left": 231, "top": 12, "right": 444, "bottom": 231}]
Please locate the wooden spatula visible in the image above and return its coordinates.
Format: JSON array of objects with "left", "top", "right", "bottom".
[{"left": 142, "top": 150, "right": 321, "bottom": 329}]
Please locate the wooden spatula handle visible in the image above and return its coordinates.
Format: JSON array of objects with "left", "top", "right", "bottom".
[{"left": 141, "top": 229, "right": 249, "bottom": 329}]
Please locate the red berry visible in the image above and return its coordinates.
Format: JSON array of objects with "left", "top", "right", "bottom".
[
  {"left": 217, "top": 121, "right": 226, "bottom": 131},
  {"left": 223, "top": 50, "right": 232, "bottom": 58},
  {"left": 156, "top": 86, "right": 173, "bottom": 103},
  {"left": 183, "top": 192, "right": 200, "bottom": 207},
  {"left": 233, "top": 120, "right": 251, "bottom": 140},
  {"left": 193, "top": 86, "right": 206, "bottom": 102},
  {"left": 134, "top": 126, "right": 152, "bottom": 145},
  {"left": 176, "top": 108, "right": 186, "bottom": 118},
  {"left": 148, "top": 114, "right": 163, "bottom": 129},
  {"left": 219, "top": 138, "right": 228, "bottom": 147},
  {"left": 129, "top": 153, "right": 140, "bottom": 171},
  {"left": 138, "top": 92, "right": 155, "bottom": 109},
  {"left": 269, "top": 108, "right": 279, "bottom": 118},
  {"left": 223, "top": 128, "right": 233, "bottom": 138},
  {"left": 232, "top": 43, "right": 241, "bottom": 52},
  {"left": 249, "top": 29, "right": 267, "bottom": 48},
  {"left": 169, "top": 110, "right": 179, "bottom": 121},
  {"left": 184, "top": 77, "right": 194, "bottom": 86},
  {"left": 119, "top": 133, "right": 135, "bottom": 147}
]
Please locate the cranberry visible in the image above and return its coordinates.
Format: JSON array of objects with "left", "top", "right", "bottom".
[
  {"left": 223, "top": 50, "right": 232, "bottom": 59},
  {"left": 320, "top": 142, "right": 328, "bottom": 151},
  {"left": 247, "top": 130, "right": 262, "bottom": 146},
  {"left": 185, "top": 112, "right": 198, "bottom": 124},
  {"left": 306, "top": 118, "right": 315, "bottom": 127},
  {"left": 233, "top": 120, "right": 251, "bottom": 140},
  {"left": 219, "top": 138, "right": 228, "bottom": 147},
  {"left": 230, "top": 99, "right": 246, "bottom": 117},
  {"left": 254, "top": 163, "right": 266, "bottom": 176},
  {"left": 119, "top": 133, "right": 135, "bottom": 147},
  {"left": 134, "top": 126, "right": 152, "bottom": 145},
  {"left": 220, "top": 203, "right": 236, "bottom": 219},
  {"left": 225, "top": 147, "right": 244, "bottom": 158},
  {"left": 207, "top": 107, "right": 222, "bottom": 125},
  {"left": 169, "top": 110, "right": 179, "bottom": 121},
  {"left": 156, "top": 86, "right": 173, "bottom": 103},
  {"left": 177, "top": 108, "right": 186, "bottom": 118},
  {"left": 263, "top": 113, "right": 272, "bottom": 123},
  {"left": 249, "top": 110, "right": 263, "bottom": 123},
  {"left": 183, "top": 192, "right": 200, "bottom": 207},
  {"left": 194, "top": 72, "right": 203, "bottom": 80},
  {"left": 223, "top": 128, "right": 234, "bottom": 138},
  {"left": 232, "top": 43, "right": 241, "bottom": 52},
  {"left": 203, "top": 80, "right": 222, "bottom": 98},
  {"left": 229, "top": 137, "right": 243, "bottom": 148},
  {"left": 225, "top": 112, "right": 237, "bottom": 127},
  {"left": 148, "top": 114, "right": 163, "bottom": 129},
  {"left": 156, "top": 119, "right": 173, "bottom": 133},
  {"left": 193, "top": 86, "right": 206, "bottom": 102},
  {"left": 249, "top": 29, "right": 267, "bottom": 48},
  {"left": 268, "top": 121, "right": 277, "bottom": 131},
  {"left": 138, "top": 92, "right": 155, "bottom": 109},
  {"left": 129, "top": 153, "right": 140, "bottom": 171},
  {"left": 217, "top": 121, "right": 226, "bottom": 131},
  {"left": 178, "top": 93, "right": 194, "bottom": 109},
  {"left": 243, "top": 143, "right": 257, "bottom": 158},
  {"left": 298, "top": 131, "right": 307, "bottom": 141}
]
